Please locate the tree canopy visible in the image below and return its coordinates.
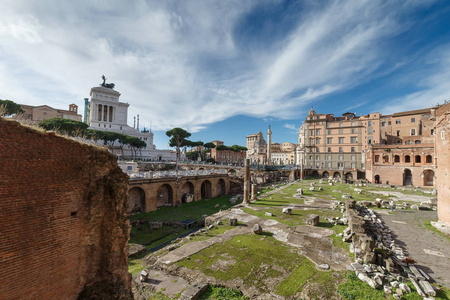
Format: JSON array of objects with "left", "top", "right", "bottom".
[
  {"left": 215, "top": 144, "right": 247, "bottom": 152},
  {"left": 38, "top": 118, "right": 88, "bottom": 136},
  {"left": 166, "top": 127, "right": 192, "bottom": 149},
  {"left": 0, "top": 99, "right": 24, "bottom": 116},
  {"left": 203, "top": 142, "right": 216, "bottom": 149}
]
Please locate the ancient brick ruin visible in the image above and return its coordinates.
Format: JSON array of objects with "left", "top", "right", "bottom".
[{"left": 0, "top": 119, "right": 132, "bottom": 299}]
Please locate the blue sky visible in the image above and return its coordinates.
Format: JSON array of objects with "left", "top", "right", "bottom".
[{"left": 1, "top": 0, "right": 450, "bottom": 149}]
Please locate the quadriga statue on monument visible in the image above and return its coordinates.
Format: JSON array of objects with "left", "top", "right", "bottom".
[{"left": 101, "top": 75, "right": 115, "bottom": 89}]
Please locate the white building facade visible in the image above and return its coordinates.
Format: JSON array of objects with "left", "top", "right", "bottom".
[{"left": 86, "top": 84, "right": 176, "bottom": 161}]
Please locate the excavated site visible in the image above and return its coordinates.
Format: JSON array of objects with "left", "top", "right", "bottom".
[{"left": 130, "top": 178, "right": 450, "bottom": 300}]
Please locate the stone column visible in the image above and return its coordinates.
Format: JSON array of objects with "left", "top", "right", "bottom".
[
  {"left": 267, "top": 125, "right": 272, "bottom": 165},
  {"left": 243, "top": 159, "right": 250, "bottom": 204},
  {"left": 251, "top": 184, "right": 257, "bottom": 201}
]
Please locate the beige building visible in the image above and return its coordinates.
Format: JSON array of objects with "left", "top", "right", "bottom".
[
  {"left": 16, "top": 103, "right": 82, "bottom": 123},
  {"left": 246, "top": 131, "right": 267, "bottom": 164}
]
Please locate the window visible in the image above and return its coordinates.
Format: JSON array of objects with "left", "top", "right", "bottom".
[
  {"left": 351, "top": 155, "right": 355, "bottom": 161},
  {"left": 316, "top": 155, "right": 319, "bottom": 160},
  {"left": 339, "top": 147, "right": 343, "bottom": 153},
  {"left": 396, "top": 120, "right": 401, "bottom": 124},
  {"left": 316, "top": 129, "right": 320, "bottom": 135},
  {"left": 351, "top": 162, "right": 356, "bottom": 169},
  {"left": 397, "top": 130, "right": 400, "bottom": 137},
  {"left": 327, "top": 138, "right": 332, "bottom": 144},
  {"left": 411, "top": 118, "right": 415, "bottom": 123},
  {"left": 394, "top": 155, "right": 400, "bottom": 162},
  {"left": 351, "top": 147, "right": 355, "bottom": 153},
  {"left": 310, "top": 130, "right": 313, "bottom": 136},
  {"left": 368, "top": 128, "right": 373, "bottom": 135},
  {"left": 127, "top": 166, "right": 133, "bottom": 171},
  {"left": 375, "top": 155, "right": 380, "bottom": 162},
  {"left": 339, "top": 155, "right": 343, "bottom": 160},
  {"left": 415, "top": 155, "right": 421, "bottom": 163},
  {"left": 351, "top": 128, "right": 355, "bottom": 134},
  {"left": 426, "top": 155, "right": 432, "bottom": 163},
  {"left": 339, "top": 137, "right": 344, "bottom": 144},
  {"left": 405, "top": 155, "right": 411, "bottom": 163},
  {"left": 339, "top": 123, "right": 343, "bottom": 127},
  {"left": 441, "top": 131, "right": 445, "bottom": 139},
  {"left": 316, "top": 116, "right": 320, "bottom": 120},
  {"left": 431, "top": 129, "right": 434, "bottom": 135},
  {"left": 309, "top": 139, "right": 313, "bottom": 146},
  {"left": 327, "top": 147, "right": 331, "bottom": 153},
  {"left": 384, "top": 156, "right": 389, "bottom": 163},
  {"left": 316, "top": 138, "right": 320, "bottom": 144},
  {"left": 351, "top": 137, "right": 356, "bottom": 143},
  {"left": 405, "top": 140, "right": 412, "bottom": 145},
  {"left": 351, "top": 122, "right": 355, "bottom": 126},
  {"left": 327, "top": 130, "right": 331, "bottom": 135},
  {"left": 316, "top": 147, "right": 319, "bottom": 153},
  {"left": 368, "top": 121, "right": 372, "bottom": 126},
  {"left": 388, "top": 121, "right": 391, "bottom": 125},
  {"left": 410, "top": 129, "right": 415, "bottom": 136},
  {"left": 327, "top": 162, "right": 332, "bottom": 168},
  {"left": 310, "top": 148, "right": 313, "bottom": 152},
  {"left": 415, "top": 140, "right": 421, "bottom": 144},
  {"left": 381, "top": 122, "right": 386, "bottom": 126},
  {"left": 368, "top": 138, "right": 372, "bottom": 144},
  {"left": 339, "top": 129, "right": 343, "bottom": 134},
  {"left": 309, "top": 155, "right": 313, "bottom": 160},
  {"left": 338, "top": 162, "right": 343, "bottom": 168},
  {"left": 327, "top": 155, "right": 331, "bottom": 160}
]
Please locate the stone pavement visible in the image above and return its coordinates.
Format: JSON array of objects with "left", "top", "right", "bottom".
[{"left": 376, "top": 209, "right": 450, "bottom": 288}]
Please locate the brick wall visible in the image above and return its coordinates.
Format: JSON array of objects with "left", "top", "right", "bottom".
[
  {"left": 435, "top": 103, "right": 450, "bottom": 225},
  {"left": 0, "top": 119, "right": 132, "bottom": 299}
]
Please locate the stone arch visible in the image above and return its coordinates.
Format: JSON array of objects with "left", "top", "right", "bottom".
[
  {"left": 426, "top": 155, "right": 432, "bottom": 163},
  {"left": 227, "top": 169, "right": 236, "bottom": 176},
  {"left": 128, "top": 187, "right": 146, "bottom": 213},
  {"left": 156, "top": 184, "right": 173, "bottom": 207},
  {"left": 403, "top": 169, "right": 412, "bottom": 186},
  {"left": 312, "top": 170, "right": 319, "bottom": 177},
  {"left": 415, "top": 140, "right": 421, "bottom": 144},
  {"left": 198, "top": 167, "right": 205, "bottom": 171},
  {"left": 201, "top": 180, "right": 212, "bottom": 199},
  {"left": 345, "top": 172, "right": 353, "bottom": 181},
  {"left": 423, "top": 169, "right": 434, "bottom": 186},
  {"left": 322, "top": 171, "right": 329, "bottom": 178},
  {"left": 333, "top": 172, "right": 341, "bottom": 180},
  {"left": 374, "top": 174, "right": 380, "bottom": 184},
  {"left": 181, "top": 182, "right": 195, "bottom": 203},
  {"left": 216, "top": 178, "right": 226, "bottom": 196}
]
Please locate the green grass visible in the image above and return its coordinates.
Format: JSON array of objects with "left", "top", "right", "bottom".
[
  {"left": 128, "top": 257, "right": 146, "bottom": 276},
  {"left": 424, "top": 221, "right": 450, "bottom": 241},
  {"left": 338, "top": 272, "right": 385, "bottom": 300},
  {"left": 177, "top": 234, "right": 303, "bottom": 293},
  {"left": 199, "top": 286, "right": 248, "bottom": 300},
  {"left": 187, "top": 223, "right": 239, "bottom": 243},
  {"left": 131, "top": 196, "right": 240, "bottom": 223}
]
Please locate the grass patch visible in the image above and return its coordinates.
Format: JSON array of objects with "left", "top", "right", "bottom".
[
  {"left": 424, "top": 221, "right": 450, "bottom": 241},
  {"left": 177, "top": 234, "right": 302, "bottom": 293},
  {"left": 338, "top": 272, "right": 385, "bottom": 299},
  {"left": 274, "top": 256, "right": 318, "bottom": 297},
  {"left": 128, "top": 257, "right": 145, "bottom": 276},
  {"left": 131, "top": 196, "right": 239, "bottom": 223},
  {"left": 199, "top": 285, "right": 248, "bottom": 300},
  {"left": 328, "top": 224, "right": 351, "bottom": 253}
]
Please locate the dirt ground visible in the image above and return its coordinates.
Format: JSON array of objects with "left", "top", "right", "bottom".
[{"left": 376, "top": 209, "right": 450, "bottom": 288}]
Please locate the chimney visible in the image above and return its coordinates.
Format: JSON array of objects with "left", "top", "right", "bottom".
[
  {"left": 137, "top": 114, "right": 140, "bottom": 131},
  {"left": 134, "top": 116, "right": 136, "bottom": 129}
]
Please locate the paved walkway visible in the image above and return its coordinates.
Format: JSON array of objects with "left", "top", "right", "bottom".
[{"left": 376, "top": 209, "right": 450, "bottom": 288}]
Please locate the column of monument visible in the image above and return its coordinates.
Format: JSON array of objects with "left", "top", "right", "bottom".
[{"left": 243, "top": 158, "right": 250, "bottom": 204}]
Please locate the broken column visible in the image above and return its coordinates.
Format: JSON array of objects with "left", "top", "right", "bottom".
[
  {"left": 251, "top": 184, "right": 257, "bottom": 201},
  {"left": 243, "top": 158, "right": 250, "bottom": 204}
]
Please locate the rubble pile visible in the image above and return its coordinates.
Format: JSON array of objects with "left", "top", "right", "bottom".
[{"left": 344, "top": 200, "right": 440, "bottom": 299}]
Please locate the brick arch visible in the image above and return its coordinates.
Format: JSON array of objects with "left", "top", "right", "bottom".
[
  {"left": 156, "top": 184, "right": 173, "bottom": 207},
  {"left": 227, "top": 169, "right": 236, "bottom": 176},
  {"left": 181, "top": 181, "right": 195, "bottom": 203},
  {"left": 216, "top": 178, "right": 226, "bottom": 196},
  {"left": 201, "top": 180, "right": 212, "bottom": 199},
  {"left": 128, "top": 187, "right": 146, "bottom": 213},
  {"left": 423, "top": 169, "right": 434, "bottom": 187},
  {"left": 322, "top": 171, "right": 329, "bottom": 178}
]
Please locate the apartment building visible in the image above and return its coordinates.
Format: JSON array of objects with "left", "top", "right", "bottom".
[
  {"left": 15, "top": 103, "right": 82, "bottom": 123},
  {"left": 246, "top": 131, "right": 267, "bottom": 164}
]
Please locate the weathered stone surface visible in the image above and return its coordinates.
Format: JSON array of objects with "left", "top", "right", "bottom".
[
  {"left": 282, "top": 207, "right": 292, "bottom": 215},
  {"left": 129, "top": 243, "right": 147, "bottom": 258},
  {"left": 306, "top": 214, "right": 319, "bottom": 226},
  {"left": 265, "top": 212, "right": 273, "bottom": 217},
  {"left": 228, "top": 218, "right": 238, "bottom": 226},
  {"left": 252, "top": 224, "right": 263, "bottom": 235},
  {"left": 179, "top": 282, "right": 208, "bottom": 300}
]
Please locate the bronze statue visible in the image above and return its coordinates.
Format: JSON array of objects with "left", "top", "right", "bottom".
[{"left": 100, "top": 75, "right": 115, "bottom": 89}]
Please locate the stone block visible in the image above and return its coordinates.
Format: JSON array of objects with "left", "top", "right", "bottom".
[
  {"left": 306, "top": 214, "right": 319, "bottom": 226},
  {"left": 252, "top": 224, "right": 263, "bottom": 235},
  {"left": 282, "top": 207, "right": 292, "bottom": 215},
  {"left": 228, "top": 218, "right": 238, "bottom": 226}
]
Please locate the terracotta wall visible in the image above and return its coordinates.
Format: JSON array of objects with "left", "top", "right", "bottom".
[
  {"left": 435, "top": 103, "right": 450, "bottom": 225},
  {"left": 0, "top": 119, "right": 132, "bottom": 299}
]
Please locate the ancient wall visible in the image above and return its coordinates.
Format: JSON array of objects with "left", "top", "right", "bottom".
[
  {"left": 435, "top": 103, "right": 450, "bottom": 225},
  {"left": 0, "top": 119, "right": 132, "bottom": 299}
]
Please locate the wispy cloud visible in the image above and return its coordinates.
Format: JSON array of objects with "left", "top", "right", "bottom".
[
  {"left": 0, "top": 0, "right": 445, "bottom": 133},
  {"left": 284, "top": 123, "right": 299, "bottom": 132}
]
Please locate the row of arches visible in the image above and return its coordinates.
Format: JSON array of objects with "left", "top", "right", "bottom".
[
  {"left": 374, "top": 169, "right": 434, "bottom": 186},
  {"left": 310, "top": 170, "right": 354, "bottom": 181},
  {"left": 128, "top": 179, "right": 227, "bottom": 213},
  {"left": 375, "top": 154, "right": 433, "bottom": 164}
]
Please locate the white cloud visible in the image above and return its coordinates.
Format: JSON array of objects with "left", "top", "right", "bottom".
[{"left": 0, "top": 0, "right": 444, "bottom": 133}]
